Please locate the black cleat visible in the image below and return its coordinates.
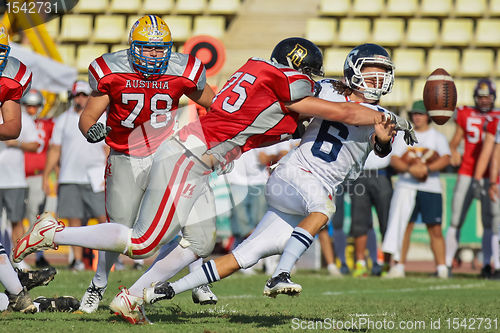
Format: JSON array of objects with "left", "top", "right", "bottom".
[
  {"left": 480, "top": 264, "right": 493, "bottom": 278},
  {"left": 35, "top": 296, "right": 80, "bottom": 312},
  {"left": 263, "top": 272, "right": 302, "bottom": 298},
  {"left": 7, "top": 287, "right": 37, "bottom": 313},
  {"left": 16, "top": 266, "right": 57, "bottom": 290},
  {"left": 143, "top": 281, "right": 175, "bottom": 304}
]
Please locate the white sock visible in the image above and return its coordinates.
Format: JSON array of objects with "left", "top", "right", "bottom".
[
  {"left": 92, "top": 251, "right": 120, "bottom": 288},
  {"left": 272, "top": 227, "right": 313, "bottom": 278},
  {"left": 445, "top": 226, "right": 458, "bottom": 267},
  {"left": 437, "top": 264, "right": 447, "bottom": 273},
  {"left": 395, "top": 263, "right": 405, "bottom": 271},
  {"left": 128, "top": 243, "right": 197, "bottom": 297},
  {"left": 189, "top": 257, "right": 203, "bottom": 272},
  {"left": 492, "top": 234, "right": 500, "bottom": 269},
  {"left": 54, "top": 223, "right": 130, "bottom": 253},
  {"left": 0, "top": 292, "right": 9, "bottom": 311},
  {"left": 0, "top": 250, "right": 23, "bottom": 295},
  {"left": 171, "top": 260, "right": 220, "bottom": 295}
]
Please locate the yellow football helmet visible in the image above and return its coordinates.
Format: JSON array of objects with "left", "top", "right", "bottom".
[
  {"left": 0, "top": 24, "right": 10, "bottom": 74},
  {"left": 128, "top": 15, "right": 173, "bottom": 76}
]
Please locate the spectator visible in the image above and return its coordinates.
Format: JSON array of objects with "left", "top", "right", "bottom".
[
  {"left": 22, "top": 89, "right": 55, "bottom": 268},
  {"left": 42, "top": 81, "right": 107, "bottom": 271},
  {"left": 382, "top": 101, "right": 450, "bottom": 278}
]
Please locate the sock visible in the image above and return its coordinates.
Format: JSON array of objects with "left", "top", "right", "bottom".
[
  {"left": 0, "top": 292, "right": 8, "bottom": 311},
  {"left": 395, "top": 263, "right": 405, "bottom": 271},
  {"left": 492, "top": 234, "right": 500, "bottom": 269},
  {"left": 128, "top": 242, "right": 197, "bottom": 297},
  {"left": 445, "top": 226, "right": 458, "bottom": 267},
  {"left": 437, "top": 264, "right": 447, "bottom": 273},
  {"left": 272, "top": 227, "right": 313, "bottom": 278},
  {"left": 189, "top": 257, "right": 203, "bottom": 272},
  {"left": 92, "top": 251, "right": 120, "bottom": 288},
  {"left": 367, "top": 228, "right": 378, "bottom": 264},
  {"left": 0, "top": 252, "right": 23, "bottom": 295},
  {"left": 170, "top": 260, "right": 220, "bottom": 295},
  {"left": 333, "top": 229, "right": 347, "bottom": 265},
  {"left": 482, "top": 228, "right": 493, "bottom": 266},
  {"left": 54, "top": 223, "right": 130, "bottom": 253}
]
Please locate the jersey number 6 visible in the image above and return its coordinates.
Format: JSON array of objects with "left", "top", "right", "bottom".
[
  {"left": 121, "top": 93, "right": 174, "bottom": 129},
  {"left": 311, "top": 120, "right": 349, "bottom": 162}
]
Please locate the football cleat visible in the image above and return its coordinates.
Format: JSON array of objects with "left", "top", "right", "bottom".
[
  {"left": 13, "top": 212, "right": 65, "bottom": 263},
  {"left": 192, "top": 284, "right": 218, "bottom": 305},
  {"left": 109, "top": 286, "right": 149, "bottom": 325},
  {"left": 263, "top": 272, "right": 302, "bottom": 298},
  {"left": 382, "top": 266, "right": 405, "bottom": 278},
  {"left": 16, "top": 266, "right": 57, "bottom": 290},
  {"left": 79, "top": 281, "right": 106, "bottom": 313},
  {"left": 35, "top": 296, "right": 80, "bottom": 312},
  {"left": 143, "top": 281, "right": 175, "bottom": 305},
  {"left": 352, "top": 262, "right": 368, "bottom": 278},
  {"left": 6, "top": 287, "right": 37, "bottom": 313},
  {"left": 327, "top": 263, "right": 342, "bottom": 277}
]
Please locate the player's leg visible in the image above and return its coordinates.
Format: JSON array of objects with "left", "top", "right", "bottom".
[
  {"left": 26, "top": 175, "right": 50, "bottom": 267},
  {"left": 350, "top": 175, "right": 372, "bottom": 277},
  {"left": 143, "top": 207, "right": 298, "bottom": 304},
  {"left": 7, "top": 188, "right": 28, "bottom": 262},
  {"left": 332, "top": 189, "right": 348, "bottom": 273},
  {"left": 264, "top": 165, "right": 334, "bottom": 296},
  {"left": 489, "top": 182, "right": 500, "bottom": 277},
  {"left": 445, "top": 174, "right": 473, "bottom": 268},
  {"left": 480, "top": 178, "right": 495, "bottom": 276},
  {"left": 0, "top": 242, "right": 36, "bottom": 313}
]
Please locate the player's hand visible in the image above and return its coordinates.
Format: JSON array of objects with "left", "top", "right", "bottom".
[
  {"left": 471, "top": 178, "right": 484, "bottom": 199},
  {"left": 450, "top": 150, "right": 461, "bottom": 167},
  {"left": 374, "top": 116, "right": 396, "bottom": 143},
  {"left": 86, "top": 123, "right": 111, "bottom": 143},
  {"left": 384, "top": 111, "right": 418, "bottom": 146}
]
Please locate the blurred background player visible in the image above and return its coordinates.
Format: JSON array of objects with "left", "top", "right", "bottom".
[
  {"left": 350, "top": 150, "right": 392, "bottom": 277},
  {"left": 382, "top": 101, "right": 450, "bottom": 278},
  {"left": 471, "top": 114, "right": 500, "bottom": 279},
  {"left": 77, "top": 15, "right": 216, "bottom": 313},
  {"left": 43, "top": 80, "right": 108, "bottom": 272},
  {"left": 445, "top": 79, "right": 500, "bottom": 278},
  {"left": 22, "top": 89, "right": 55, "bottom": 268}
]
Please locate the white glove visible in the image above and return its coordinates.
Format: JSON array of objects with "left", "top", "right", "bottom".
[{"left": 384, "top": 111, "right": 418, "bottom": 146}]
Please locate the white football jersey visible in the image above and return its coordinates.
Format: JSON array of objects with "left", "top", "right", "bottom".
[{"left": 286, "top": 79, "right": 388, "bottom": 195}]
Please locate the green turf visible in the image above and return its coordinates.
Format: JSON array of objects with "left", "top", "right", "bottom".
[{"left": 2, "top": 268, "right": 499, "bottom": 332}]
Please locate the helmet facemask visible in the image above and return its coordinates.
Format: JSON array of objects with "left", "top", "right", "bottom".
[
  {"left": 0, "top": 43, "right": 10, "bottom": 74},
  {"left": 130, "top": 41, "right": 172, "bottom": 77},
  {"left": 347, "top": 56, "right": 394, "bottom": 101}
]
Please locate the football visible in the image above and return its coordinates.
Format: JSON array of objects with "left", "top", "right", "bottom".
[{"left": 423, "top": 68, "right": 457, "bottom": 125}]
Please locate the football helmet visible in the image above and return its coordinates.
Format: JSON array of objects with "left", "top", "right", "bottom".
[
  {"left": 0, "top": 24, "right": 10, "bottom": 75},
  {"left": 21, "top": 89, "right": 44, "bottom": 117},
  {"left": 128, "top": 15, "right": 173, "bottom": 77},
  {"left": 270, "top": 37, "right": 324, "bottom": 77},
  {"left": 473, "top": 78, "right": 496, "bottom": 112},
  {"left": 343, "top": 43, "right": 394, "bottom": 101}
]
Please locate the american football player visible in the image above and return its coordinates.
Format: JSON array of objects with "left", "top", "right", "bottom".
[
  {"left": 446, "top": 78, "right": 500, "bottom": 278},
  {"left": 13, "top": 37, "right": 416, "bottom": 323}
]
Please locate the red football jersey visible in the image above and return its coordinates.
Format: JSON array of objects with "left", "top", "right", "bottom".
[
  {"left": 89, "top": 50, "right": 206, "bottom": 157},
  {"left": 0, "top": 57, "right": 32, "bottom": 105},
  {"left": 25, "top": 118, "right": 54, "bottom": 177},
  {"left": 455, "top": 106, "right": 500, "bottom": 176},
  {"left": 180, "top": 58, "right": 314, "bottom": 164}
]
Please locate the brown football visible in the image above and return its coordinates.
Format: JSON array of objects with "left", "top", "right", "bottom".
[{"left": 423, "top": 68, "right": 457, "bottom": 125}]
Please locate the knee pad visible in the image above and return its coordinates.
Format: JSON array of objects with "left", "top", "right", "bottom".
[{"left": 180, "top": 233, "right": 216, "bottom": 258}]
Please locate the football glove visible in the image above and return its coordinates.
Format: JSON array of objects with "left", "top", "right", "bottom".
[
  {"left": 86, "top": 123, "right": 111, "bottom": 143},
  {"left": 471, "top": 179, "right": 484, "bottom": 199},
  {"left": 384, "top": 111, "right": 418, "bottom": 146}
]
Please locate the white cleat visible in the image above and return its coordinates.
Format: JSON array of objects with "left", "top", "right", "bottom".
[
  {"left": 79, "top": 282, "right": 106, "bottom": 313},
  {"left": 263, "top": 272, "right": 302, "bottom": 298},
  {"left": 327, "top": 263, "right": 343, "bottom": 277},
  {"left": 382, "top": 266, "right": 406, "bottom": 279},
  {"left": 192, "top": 284, "right": 218, "bottom": 305},
  {"left": 13, "top": 212, "right": 65, "bottom": 263},
  {"left": 109, "top": 287, "right": 150, "bottom": 325}
]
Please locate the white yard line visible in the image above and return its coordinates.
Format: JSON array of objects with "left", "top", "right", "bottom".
[{"left": 322, "top": 282, "right": 486, "bottom": 296}]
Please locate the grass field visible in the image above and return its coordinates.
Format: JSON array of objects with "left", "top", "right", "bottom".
[{"left": 2, "top": 268, "right": 499, "bottom": 332}]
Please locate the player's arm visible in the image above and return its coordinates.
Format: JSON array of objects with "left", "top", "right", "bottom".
[
  {"left": 4, "top": 139, "right": 39, "bottom": 152},
  {"left": 449, "top": 125, "right": 464, "bottom": 167},
  {"left": 0, "top": 99, "right": 21, "bottom": 140},
  {"left": 390, "top": 155, "right": 410, "bottom": 173},
  {"left": 427, "top": 153, "right": 450, "bottom": 173},
  {"left": 79, "top": 91, "right": 110, "bottom": 142},
  {"left": 186, "top": 85, "right": 216, "bottom": 109},
  {"left": 286, "top": 96, "right": 385, "bottom": 126},
  {"left": 473, "top": 132, "right": 495, "bottom": 181},
  {"left": 42, "top": 143, "right": 61, "bottom": 195}
]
